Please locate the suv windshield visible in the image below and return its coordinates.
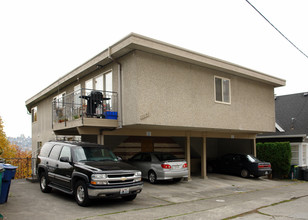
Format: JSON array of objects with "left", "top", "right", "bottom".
[{"left": 74, "top": 146, "right": 118, "bottom": 162}]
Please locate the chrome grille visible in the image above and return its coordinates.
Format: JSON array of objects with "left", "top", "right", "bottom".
[{"left": 106, "top": 172, "right": 136, "bottom": 185}]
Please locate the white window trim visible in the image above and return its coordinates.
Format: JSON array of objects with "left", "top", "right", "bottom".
[
  {"left": 85, "top": 70, "right": 112, "bottom": 92},
  {"left": 214, "top": 76, "right": 231, "bottom": 104}
]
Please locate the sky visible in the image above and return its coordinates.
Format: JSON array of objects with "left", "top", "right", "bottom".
[{"left": 0, "top": 0, "right": 307, "bottom": 138}]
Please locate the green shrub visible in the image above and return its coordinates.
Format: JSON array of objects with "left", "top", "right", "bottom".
[{"left": 257, "top": 142, "right": 291, "bottom": 178}]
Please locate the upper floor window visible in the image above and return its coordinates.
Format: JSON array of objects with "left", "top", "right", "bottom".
[
  {"left": 74, "top": 84, "right": 81, "bottom": 106},
  {"left": 215, "top": 76, "right": 231, "bottom": 104},
  {"left": 105, "top": 72, "right": 112, "bottom": 92},
  {"left": 85, "top": 71, "right": 112, "bottom": 94},
  {"left": 31, "top": 106, "right": 37, "bottom": 123},
  {"left": 53, "top": 92, "right": 66, "bottom": 109}
]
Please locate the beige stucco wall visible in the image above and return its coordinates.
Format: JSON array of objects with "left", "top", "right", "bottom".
[
  {"left": 30, "top": 49, "right": 276, "bottom": 150},
  {"left": 31, "top": 95, "right": 55, "bottom": 155},
  {"left": 121, "top": 50, "right": 275, "bottom": 133}
]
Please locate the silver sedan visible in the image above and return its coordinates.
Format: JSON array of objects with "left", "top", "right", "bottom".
[{"left": 128, "top": 152, "right": 188, "bottom": 184}]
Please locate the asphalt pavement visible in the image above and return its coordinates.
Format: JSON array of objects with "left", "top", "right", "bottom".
[{"left": 1, "top": 174, "right": 308, "bottom": 220}]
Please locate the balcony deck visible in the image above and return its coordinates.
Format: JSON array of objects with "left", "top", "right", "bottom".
[
  {"left": 53, "top": 118, "right": 118, "bottom": 134},
  {"left": 52, "top": 89, "right": 118, "bottom": 135}
]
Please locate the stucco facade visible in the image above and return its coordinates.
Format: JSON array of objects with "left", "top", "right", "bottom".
[
  {"left": 26, "top": 33, "right": 285, "bottom": 178},
  {"left": 121, "top": 50, "right": 275, "bottom": 132}
]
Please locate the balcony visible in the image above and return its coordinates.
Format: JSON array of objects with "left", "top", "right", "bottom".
[{"left": 52, "top": 89, "right": 118, "bottom": 135}]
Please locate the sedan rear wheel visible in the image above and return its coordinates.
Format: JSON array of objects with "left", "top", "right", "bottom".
[
  {"left": 240, "top": 169, "right": 250, "bottom": 178},
  {"left": 148, "top": 171, "right": 157, "bottom": 184}
]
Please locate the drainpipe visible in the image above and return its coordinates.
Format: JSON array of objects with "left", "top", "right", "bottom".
[{"left": 108, "top": 47, "right": 123, "bottom": 129}]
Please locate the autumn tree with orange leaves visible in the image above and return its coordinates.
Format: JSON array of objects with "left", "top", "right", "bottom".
[
  {"left": 0, "top": 116, "right": 32, "bottom": 178},
  {"left": 0, "top": 116, "right": 10, "bottom": 157}
]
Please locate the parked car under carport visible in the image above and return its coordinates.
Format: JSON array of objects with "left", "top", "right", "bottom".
[
  {"left": 207, "top": 153, "right": 272, "bottom": 178},
  {"left": 127, "top": 152, "right": 188, "bottom": 184}
]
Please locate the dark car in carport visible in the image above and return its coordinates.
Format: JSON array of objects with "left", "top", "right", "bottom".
[{"left": 207, "top": 153, "right": 272, "bottom": 178}]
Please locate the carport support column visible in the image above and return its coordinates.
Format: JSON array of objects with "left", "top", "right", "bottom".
[
  {"left": 253, "top": 137, "right": 256, "bottom": 157},
  {"left": 201, "top": 135, "right": 207, "bottom": 179},
  {"left": 97, "top": 133, "right": 104, "bottom": 145},
  {"left": 186, "top": 133, "right": 191, "bottom": 180}
]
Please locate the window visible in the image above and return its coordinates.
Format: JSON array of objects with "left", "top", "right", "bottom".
[
  {"left": 154, "top": 153, "right": 177, "bottom": 161},
  {"left": 85, "top": 79, "right": 93, "bottom": 95},
  {"left": 73, "top": 146, "right": 117, "bottom": 162},
  {"left": 142, "top": 153, "right": 152, "bottom": 162},
  {"left": 94, "top": 75, "right": 104, "bottom": 91},
  {"left": 31, "top": 106, "right": 37, "bottom": 122},
  {"left": 215, "top": 76, "right": 231, "bottom": 104},
  {"left": 49, "top": 145, "right": 63, "bottom": 160},
  {"left": 131, "top": 153, "right": 143, "bottom": 161},
  {"left": 74, "top": 84, "right": 81, "bottom": 106},
  {"left": 39, "top": 143, "right": 54, "bottom": 157},
  {"left": 303, "top": 144, "right": 307, "bottom": 166},
  {"left": 85, "top": 71, "right": 112, "bottom": 93},
  {"left": 105, "top": 72, "right": 112, "bottom": 92},
  {"left": 59, "top": 146, "right": 71, "bottom": 161},
  {"left": 291, "top": 144, "right": 299, "bottom": 165},
  {"left": 53, "top": 92, "right": 66, "bottom": 109}
]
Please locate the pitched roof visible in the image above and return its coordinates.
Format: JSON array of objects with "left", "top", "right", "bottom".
[{"left": 259, "top": 92, "right": 308, "bottom": 138}]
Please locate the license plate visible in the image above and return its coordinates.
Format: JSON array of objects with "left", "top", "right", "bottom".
[
  {"left": 172, "top": 165, "right": 180, "bottom": 169},
  {"left": 120, "top": 188, "right": 129, "bottom": 195},
  {"left": 265, "top": 171, "right": 268, "bottom": 175}
]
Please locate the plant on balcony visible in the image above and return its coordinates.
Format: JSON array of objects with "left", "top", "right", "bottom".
[{"left": 58, "top": 118, "right": 68, "bottom": 123}]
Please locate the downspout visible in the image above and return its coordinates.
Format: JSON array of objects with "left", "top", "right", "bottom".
[{"left": 108, "top": 47, "right": 123, "bottom": 129}]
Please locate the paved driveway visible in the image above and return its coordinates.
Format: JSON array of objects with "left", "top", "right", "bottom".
[{"left": 1, "top": 174, "right": 308, "bottom": 219}]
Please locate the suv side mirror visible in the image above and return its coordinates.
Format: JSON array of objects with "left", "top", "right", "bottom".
[{"left": 60, "top": 156, "right": 70, "bottom": 163}]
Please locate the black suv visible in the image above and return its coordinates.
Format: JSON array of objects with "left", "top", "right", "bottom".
[{"left": 37, "top": 141, "right": 143, "bottom": 206}]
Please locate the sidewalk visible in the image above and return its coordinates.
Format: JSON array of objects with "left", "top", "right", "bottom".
[{"left": 1, "top": 174, "right": 308, "bottom": 220}]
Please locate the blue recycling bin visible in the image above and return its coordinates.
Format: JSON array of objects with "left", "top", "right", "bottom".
[
  {"left": 0, "top": 164, "right": 3, "bottom": 197},
  {"left": 0, "top": 164, "right": 17, "bottom": 204}
]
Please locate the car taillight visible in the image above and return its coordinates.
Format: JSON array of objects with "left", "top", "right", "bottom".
[
  {"left": 161, "top": 164, "right": 171, "bottom": 169},
  {"left": 258, "top": 164, "right": 271, "bottom": 168},
  {"left": 183, "top": 163, "right": 188, "bottom": 168}
]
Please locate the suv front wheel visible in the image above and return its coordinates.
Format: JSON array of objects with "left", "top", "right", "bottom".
[{"left": 74, "top": 180, "right": 90, "bottom": 206}]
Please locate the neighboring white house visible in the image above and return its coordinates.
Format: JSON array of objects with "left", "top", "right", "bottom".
[{"left": 258, "top": 92, "right": 308, "bottom": 168}]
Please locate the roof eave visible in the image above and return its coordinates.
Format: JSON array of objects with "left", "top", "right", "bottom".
[
  {"left": 25, "top": 33, "right": 286, "bottom": 111},
  {"left": 257, "top": 134, "right": 307, "bottom": 139}
]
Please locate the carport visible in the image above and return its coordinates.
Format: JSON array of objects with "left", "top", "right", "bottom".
[{"left": 94, "top": 130, "right": 257, "bottom": 180}]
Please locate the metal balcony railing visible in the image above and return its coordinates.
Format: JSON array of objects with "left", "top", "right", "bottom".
[{"left": 52, "top": 89, "right": 118, "bottom": 126}]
